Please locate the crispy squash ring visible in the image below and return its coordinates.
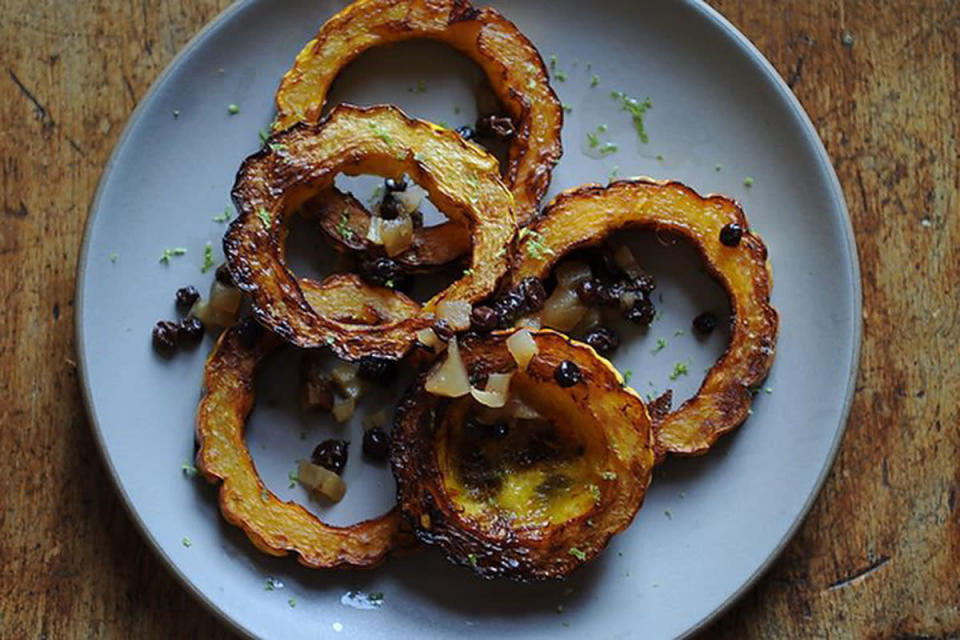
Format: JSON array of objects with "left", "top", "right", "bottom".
[
  {"left": 302, "top": 188, "right": 470, "bottom": 271},
  {"left": 274, "top": 0, "right": 563, "bottom": 227},
  {"left": 512, "top": 179, "right": 779, "bottom": 456},
  {"left": 392, "top": 330, "right": 656, "bottom": 581},
  {"left": 195, "top": 304, "right": 417, "bottom": 569},
  {"left": 225, "top": 104, "right": 516, "bottom": 360}
]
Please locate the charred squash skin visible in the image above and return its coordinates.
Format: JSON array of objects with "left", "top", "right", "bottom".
[
  {"left": 225, "top": 104, "right": 516, "bottom": 360},
  {"left": 392, "top": 330, "right": 655, "bottom": 581},
  {"left": 274, "top": 0, "right": 563, "bottom": 227},
  {"left": 195, "top": 311, "right": 417, "bottom": 569},
  {"left": 302, "top": 188, "right": 470, "bottom": 271},
  {"left": 512, "top": 179, "right": 779, "bottom": 457}
]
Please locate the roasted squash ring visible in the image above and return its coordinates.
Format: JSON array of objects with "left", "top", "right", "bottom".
[
  {"left": 195, "top": 312, "right": 417, "bottom": 569},
  {"left": 274, "top": 0, "right": 563, "bottom": 227},
  {"left": 225, "top": 104, "right": 516, "bottom": 360},
  {"left": 302, "top": 188, "right": 470, "bottom": 271},
  {"left": 392, "top": 330, "right": 656, "bottom": 581},
  {"left": 512, "top": 179, "right": 779, "bottom": 456}
]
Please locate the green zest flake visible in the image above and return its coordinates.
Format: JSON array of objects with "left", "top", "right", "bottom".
[
  {"left": 109, "top": 252, "right": 118, "bottom": 263},
  {"left": 259, "top": 128, "right": 269, "bottom": 143},
  {"left": 325, "top": 336, "right": 335, "bottom": 346},
  {"left": 652, "top": 338, "right": 667, "bottom": 354},
  {"left": 264, "top": 576, "right": 283, "bottom": 591},
  {"left": 288, "top": 598, "right": 297, "bottom": 608},
  {"left": 260, "top": 489, "right": 270, "bottom": 503},
  {"left": 590, "top": 74, "right": 599, "bottom": 88},
  {"left": 611, "top": 91, "right": 653, "bottom": 143},
  {"left": 587, "top": 131, "right": 600, "bottom": 149},
  {"left": 257, "top": 208, "right": 271, "bottom": 227},
  {"left": 597, "top": 124, "right": 608, "bottom": 133},
  {"left": 181, "top": 461, "right": 197, "bottom": 477},
  {"left": 468, "top": 553, "right": 478, "bottom": 567},
  {"left": 384, "top": 279, "right": 395, "bottom": 289},
  {"left": 158, "top": 247, "right": 187, "bottom": 264},
  {"left": 554, "top": 70, "right": 567, "bottom": 82},
  {"left": 743, "top": 176, "right": 755, "bottom": 187},
  {"left": 622, "top": 369, "right": 633, "bottom": 386},
  {"left": 288, "top": 468, "right": 299, "bottom": 489},
  {"left": 520, "top": 229, "right": 555, "bottom": 260},
  {"left": 568, "top": 547, "right": 587, "bottom": 561},
  {"left": 608, "top": 165, "right": 620, "bottom": 181},
  {"left": 674, "top": 329, "right": 685, "bottom": 337},
  {"left": 182, "top": 537, "right": 192, "bottom": 547},
  {"left": 765, "top": 387, "right": 773, "bottom": 394},
  {"left": 588, "top": 483, "right": 601, "bottom": 504},
  {"left": 598, "top": 142, "right": 618, "bottom": 156},
  {"left": 336, "top": 212, "right": 354, "bottom": 240},
  {"left": 549, "top": 54, "right": 557, "bottom": 70},
  {"left": 601, "top": 471, "right": 617, "bottom": 481},
  {"left": 269, "top": 142, "right": 287, "bottom": 152},
  {"left": 213, "top": 206, "right": 232, "bottom": 223},
  {"left": 369, "top": 122, "right": 393, "bottom": 145},
  {"left": 462, "top": 268, "right": 474, "bottom": 277},
  {"left": 562, "top": 103, "right": 573, "bottom": 114},
  {"left": 228, "top": 104, "right": 240, "bottom": 115},
  {"left": 201, "top": 242, "right": 214, "bottom": 273},
  {"left": 669, "top": 362, "right": 689, "bottom": 380},
  {"left": 656, "top": 153, "right": 664, "bottom": 161}
]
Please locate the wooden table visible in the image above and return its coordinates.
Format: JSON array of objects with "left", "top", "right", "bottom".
[{"left": 2, "top": 1, "right": 957, "bottom": 637}]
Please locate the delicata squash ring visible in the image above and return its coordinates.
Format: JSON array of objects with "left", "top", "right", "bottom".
[
  {"left": 195, "top": 308, "right": 416, "bottom": 569},
  {"left": 392, "top": 330, "right": 656, "bottom": 581},
  {"left": 274, "top": 0, "right": 563, "bottom": 227},
  {"left": 225, "top": 104, "right": 516, "bottom": 360},
  {"left": 513, "top": 179, "right": 779, "bottom": 456}
]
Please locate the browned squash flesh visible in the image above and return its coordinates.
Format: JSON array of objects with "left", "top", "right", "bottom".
[
  {"left": 194, "top": 315, "right": 417, "bottom": 570},
  {"left": 300, "top": 273, "right": 420, "bottom": 325},
  {"left": 225, "top": 104, "right": 516, "bottom": 360},
  {"left": 274, "top": 0, "right": 563, "bottom": 226},
  {"left": 392, "top": 330, "right": 655, "bottom": 581},
  {"left": 512, "top": 179, "right": 779, "bottom": 456},
  {"left": 302, "top": 188, "right": 470, "bottom": 271}
]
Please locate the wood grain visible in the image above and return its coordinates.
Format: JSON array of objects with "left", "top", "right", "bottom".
[{"left": 1, "top": 1, "right": 957, "bottom": 637}]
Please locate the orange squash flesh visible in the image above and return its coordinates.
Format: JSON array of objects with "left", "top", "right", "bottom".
[
  {"left": 512, "top": 179, "right": 779, "bottom": 456},
  {"left": 274, "top": 0, "right": 563, "bottom": 227},
  {"left": 300, "top": 273, "right": 420, "bottom": 326},
  {"left": 392, "top": 330, "right": 655, "bottom": 581},
  {"left": 195, "top": 316, "right": 417, "bottom": 569},
  {"left": 225, "top": 104, "right": 516, "bottom": 360}
]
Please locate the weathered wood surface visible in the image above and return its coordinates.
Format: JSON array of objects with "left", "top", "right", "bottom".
[{"left": 1, "top": 0, "right": 957, "bottom": 637}]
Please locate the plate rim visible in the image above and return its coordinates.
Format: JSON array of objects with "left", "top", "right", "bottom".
[{"left": 73, "top": 1, "right": 863, "bottom": 638}]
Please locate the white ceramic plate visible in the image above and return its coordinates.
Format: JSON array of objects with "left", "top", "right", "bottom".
[{"left": 76, "top": 1, "right": 860, "bottom": 638}]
